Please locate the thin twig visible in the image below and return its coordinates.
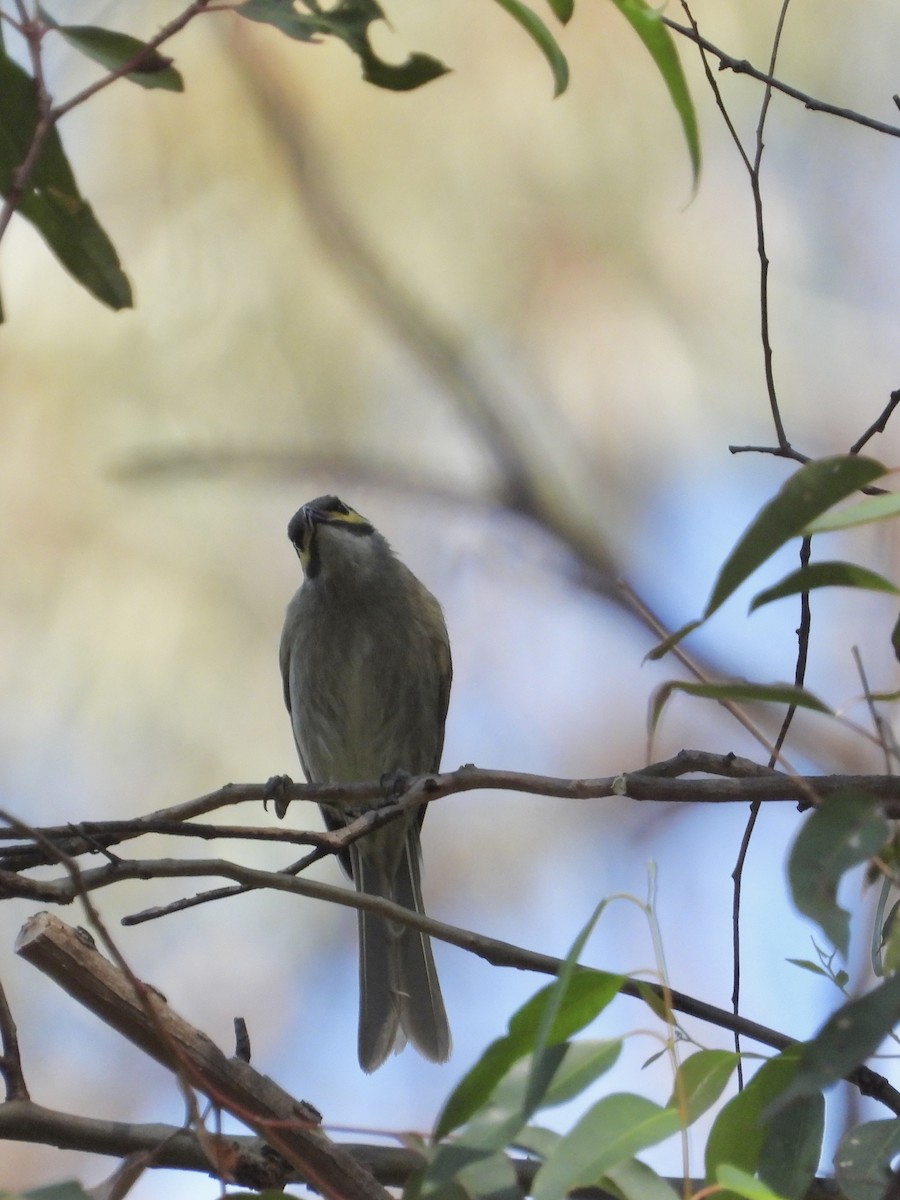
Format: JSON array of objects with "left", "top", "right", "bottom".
[
  {"left": 850, "top": 388, "right": 900, "bottom": 455},
  {"left": 663, "top": 16, "right": 900, "bottom": 140},
  {"left": 0, "top": 977, "right": 29, "bottom": 1100}
]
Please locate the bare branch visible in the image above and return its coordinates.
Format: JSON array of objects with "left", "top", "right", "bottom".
[
  {"left": 15, "top": 913, "right": 390, "bottom": 1200},
  {"left": 0, "top": 979, "right": 28, "bottom": 1101},
  {"left": 664, "top": 16, "right": 900, "bottom": 139}
]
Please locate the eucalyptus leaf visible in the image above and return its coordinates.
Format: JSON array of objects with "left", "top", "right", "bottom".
[
  {"left": 749, "top": 561, "right": 899, "bottom": 612},
  {"left": 40, "top": 11, "right": 184, "bottom": 91},
  {"left": 768, "top": 973, "right": 900, "bottom": 1113},
  {"left": 490, "top": 0, "right": 569, "bottom": 95},
  {"left": 0, "top": 28, "right": 131, "bottom": 310},
  {"left": 607, "top": 0, "right": 700, "bottom": 186},
  {"left": 706, "top": 1048, "right": 802, "bottom": 1181},
  {"left": 805, "top": 490, "right": 900, "bottom": 534},
  {"left": 667, "top": 1050, "right": 739, "bottom": 1125},
  {"left": 787, "top": 790, "right": 889, "bottom": 957},
  {"left": 649, "top": 679, "right": 830, "bottom": 741},
  {"left": 834, "top": 1119, "right": 900, "bottom": 1200},
  {"left": 532, "top": 1094, "right": 681, "bottom": 1200},
  {"left": 237, "top": 0, "right": 448, "bottom": 91},
  {"left": 705, "top": 456, "right": 885, "bottom": 618}
]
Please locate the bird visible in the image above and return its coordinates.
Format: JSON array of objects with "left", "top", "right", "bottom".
[{"left": 278, "top": 495, "right": 452, "bottom": 1072}]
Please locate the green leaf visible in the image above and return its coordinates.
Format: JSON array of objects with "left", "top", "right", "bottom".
[
  {"left": 787, "top": 790, "right": 890, "bottom": 957},
  {"left": 532, "top": 1094, "right": 681, "bottom": 1200},
  {"left": 834, "top": 1119, "right": 900, "bottom": 1200},
  {"left": 236, "top": 0, "right": 449, "bottom": 91},
  {"left": 648, "top": 679, "right": 830, "bottom": 740},
  {"left": 18, "top": 187, "right": 132, "bottom": 309},
  {"left": 757, "top": 1093, "right": 824, "bottom": 1200},
  {"left": 880, "top": 899, "right": 900, "bottom": 977},
  {"left": 667, "top": 1050, "right": 739, "bottom": 1125},
  {"left": 785, "top": 958, "right": 831, "bottom": 979},
  {"left": 434, "top": 969, "right": 623, "bottom": 1139},
  {"left": 490, "top": 0, "right": 569, "bottom": 95},
  {"left": 539, "top": 1039, "right": 622, "bottom": 1107},
  {"left": 543, "top": 0, "right": 573, "bottom": 25},
  {"left": 19, "top": 1185, "right": 95, "bottom": 1200},
  {"left": 706, "top": 1048, "right": 803, "bottom": 1181},
  {"left": 511, "top": 1125, "right": 561, "bottom": 1159},
  {"left": 0, "top": 30, "right": 132, "bottom": 309},
  {"left": 645, "top": 618, "right": 702, "bottom": 662},
  {"left": 40, "top": 13, "right": 184, "bottom": 90},
  {"left": 607, "top": 0, "right": 700, "bottom": 186},
  {"left": 705, "top": 456, "right": 886, "bottom": 618},
  {"left": 770, "top": 973, "right": 900, "bottom": 1113},
  {"left": 805, "top": 490, "right": 900, "bottom": 534},
  {"left": 716, "top": 1165, "right": 790, "bottom": 1200},
  {"left": 418, "top": 1143, "right": 501, "bottom": 1199},
  {"left": 601, "top": 1159, "right": 681, "bottom": 1200},
  {"left": 454, "top": 1150, "right": 523, "bottom": 1200},
  {"left": 749, "top": 561, "right": 900, "bottom": 612}
]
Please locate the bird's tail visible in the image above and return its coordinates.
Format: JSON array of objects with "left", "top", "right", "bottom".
[{"left": 354, "top": 827, "right": 451, "bottom": 1073}]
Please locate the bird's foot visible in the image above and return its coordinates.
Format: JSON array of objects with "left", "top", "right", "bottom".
[
  {"left": 379, "top": 768, "right": 413, "bottom": 802},
  {"left": 264, "top": 774, "right": 295, "bottom": 820}
]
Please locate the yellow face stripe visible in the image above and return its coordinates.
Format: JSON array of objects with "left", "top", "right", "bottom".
[{"left": 323, "top": 507, "right": 369, "bottom": 527}]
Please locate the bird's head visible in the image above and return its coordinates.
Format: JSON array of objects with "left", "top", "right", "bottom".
[{"left": 287, "top": 496, "right": 379, "bottom": 580}]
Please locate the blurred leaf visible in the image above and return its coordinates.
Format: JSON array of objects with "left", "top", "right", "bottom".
[
  {"left": 880, "top": 900, "right": 900, "bottom": 977},
  {"left": 645, "top": 618, "right": 702, "bottom": 661},
  {"left": 608, "top": 0, "right": 700, "bottom": 186},
  {"left": 236, "top": 0, "right": 448, "bottom": 91},
  {"left": 633, "top": 980, "right": 670, "bottom": 1023},
  {"left": 490, "top": 0, "right": 569, "bottom": 95},
  {"left": 788, "top": 791, "right": 889, "bottom": 957},
  {"left": 705, "top": 456, "right": 886, "bottom": 618},
  {"left": 716, "top": 1165, "right": 790, "bottom": 1200},
  {"left": 649, "top": 679, "right": 830, "bottom": 740},
  {"left": 667, "top": 1050, "right": 739, "bottom": 1124},
  {"left": 786, "top": 958, "right": 831, "bottom": 979},
  {"left": 434, "top": 969, "right": 622, "bottom": 1139},
  {"left": 512, "top": 1125, "right": 560, "bottom": 1158},
  {"left": 0, "top": 28, "right": 132, "bottom": 309},
  {"left": 805, "top": 490, "right": 900, "bottom": 534},
  {"left": 706, "top": 1048, "right": 802, "bottom": 1181},
  {"left": 834, "top": 1119, "right": 900, "bottom": 1200},
  {"left": 540, "top": 1039, "right": 622, "bottom": 1107},
  {"left": 21, "top": 1186, "right": 94, "bottom": 1200},
  {"left": 768, "top": 973, "right": 900, "bottom": 1113},
  {"left": 749, "top": 562, "right": 900, "bottom": 612},
  {"left": 39, "top": 11, "right": 184, "bottom": 90},
  {"left": 524, "top": 899, "right": 617, "bottom": 1112},
  {"left": 757, "top": 1093, "right": 824, "bottom": 1199},
  {"left": 543, "top": 0, "right": 573, "bottom": 24},
  {"left": 601, "top": 1158, "right": 681, "bottom": 1200},
  {"left": 454, "top": 1150, "right": 522, "bottom": 1200},
  {"left": 532, "top": 1094, "right": 681, "bottom": 1199},
  {"left": 418, "top": 1144, "right": 501, "bottom": 1198}
]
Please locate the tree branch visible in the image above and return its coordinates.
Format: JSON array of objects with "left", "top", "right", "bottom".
[
  {"left": 664, "top": 16, "right": 900, "bottom": 139},
  {"left": 15, "top": 913, "right": 389, "bottom": 1200},
  {"left": 4, "top": 753, "right": 900, "bottom": 874}
]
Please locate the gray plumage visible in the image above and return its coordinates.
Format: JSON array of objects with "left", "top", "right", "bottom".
[{"left": 279, "top": 496, "right": 451, "bottom": 1072}]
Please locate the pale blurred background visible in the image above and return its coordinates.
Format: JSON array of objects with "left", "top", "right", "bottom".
[{"left": 2, "top": 0, "right": 900, "bottom": 1193}]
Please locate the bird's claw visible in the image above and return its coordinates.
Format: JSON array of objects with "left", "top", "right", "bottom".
[
  {"left": 380, "top": 768, "right": 413, "bottom": 802},
  {"left": 264, "top": 774, "right": 295, "bottom": 820}
]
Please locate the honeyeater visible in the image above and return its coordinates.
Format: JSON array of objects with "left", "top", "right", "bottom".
[{"left": 279, "top": 495, "right": 451, "bottom": 1072}]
